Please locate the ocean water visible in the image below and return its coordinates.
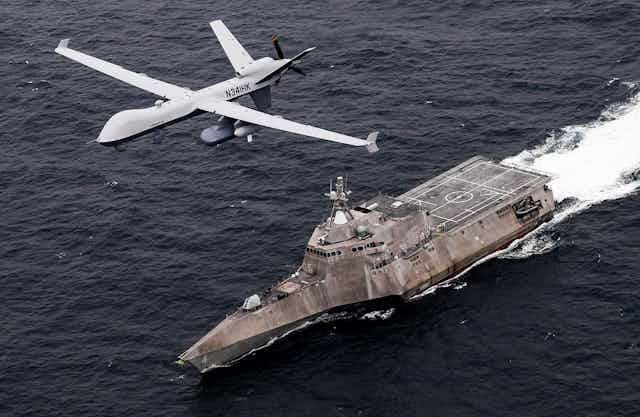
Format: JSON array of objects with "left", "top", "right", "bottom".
[{"left": 3, "top": 1, "right": 640, "bottom": 416}]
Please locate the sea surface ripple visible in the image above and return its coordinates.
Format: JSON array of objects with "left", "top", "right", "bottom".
[{"left": 2, "top": 1, "right": 640, "bottom": 416}]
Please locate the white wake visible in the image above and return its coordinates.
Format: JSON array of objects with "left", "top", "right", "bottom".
[{"left": 501, "top": 87, "right": 640, "bottom": 258}]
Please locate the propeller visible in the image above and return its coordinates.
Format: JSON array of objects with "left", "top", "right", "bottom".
[
  {"left": 271, "top": 34, "right": 307, "bottom": 84},
  {"left": 271, "top": 35, "right": 284, "bottom": 59}
]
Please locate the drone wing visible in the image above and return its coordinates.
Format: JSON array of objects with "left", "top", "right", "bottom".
[
  {"left": 210, "top": 20, "right": 254, "bottom": 75},
  {"left": 54, "top": 39, "right": 191, "bottom": 100},
  {"left": 197, "top": 100, "right": 379, "bottom": 152}
]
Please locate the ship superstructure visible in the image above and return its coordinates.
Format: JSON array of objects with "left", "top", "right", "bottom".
[{"left": 180, "top": 156, "right": 555, "bottom": 373}]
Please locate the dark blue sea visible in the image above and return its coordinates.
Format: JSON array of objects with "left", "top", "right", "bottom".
[{"left": 3, "top": 1, "right": 640, "bottom": 416}]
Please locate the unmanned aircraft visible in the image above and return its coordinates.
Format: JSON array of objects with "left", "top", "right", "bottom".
[{"left": 55, "top": 20, "right": 379, "bottom": 152}]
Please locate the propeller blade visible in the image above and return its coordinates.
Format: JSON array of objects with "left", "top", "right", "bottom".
[
  {"left": 290, "top": 66, "right": 306, "bottom": 76},
  {"left": 271, "top": 35, "right": 284, "bottom": 59}
]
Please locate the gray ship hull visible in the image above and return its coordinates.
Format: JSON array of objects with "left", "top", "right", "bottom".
[
  {"left": 180, "top": 156, "right": 556, "bottom": 373},
  {"left": 185, "top": 316, "right": 317, "bottom": 373},
  {"left": 185, "top": 214, "right": 551, "bottom": 372},
  {"left": 184, "top": 293, "right": 408, "bottom": 372}
]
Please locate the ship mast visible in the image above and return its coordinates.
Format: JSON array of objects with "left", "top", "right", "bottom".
[{"left": 325, "top": 176, "right": 353, "bottom": 228}]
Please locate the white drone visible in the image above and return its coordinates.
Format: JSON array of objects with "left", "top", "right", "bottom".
[{"left": 55, "top": 20, "right": 379, "bottom": 152}]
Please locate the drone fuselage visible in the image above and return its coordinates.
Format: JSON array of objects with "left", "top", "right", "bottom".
[{"left": 96, "top": 60, "right": 281, "bottom": 146}]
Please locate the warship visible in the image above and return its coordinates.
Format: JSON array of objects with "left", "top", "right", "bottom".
[{"left": 179, "top": 156, "right": 555, "bottom": 373}]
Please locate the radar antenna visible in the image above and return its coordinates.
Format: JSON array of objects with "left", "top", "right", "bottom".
[{"left": 325, "top": 176, "right": 353, "bottom": 228}]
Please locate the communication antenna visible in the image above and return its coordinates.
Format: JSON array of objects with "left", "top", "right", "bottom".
[{"left": 324, "top": 176, "right": 353, "bottom": 228}]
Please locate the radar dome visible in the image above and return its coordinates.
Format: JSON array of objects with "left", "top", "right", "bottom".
[{"left": 242, "top": 294, "right": 261, "bottom": 311}]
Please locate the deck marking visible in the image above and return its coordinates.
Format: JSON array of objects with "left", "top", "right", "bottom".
[
  {"left": 450, "top": 195, "right": 506, "bottom": 222},
  {"left": 430, "top": 173, "right": 508, "bottom": 216},
  {"left": 508, "top": 177, "right": 540, "bottom": 193},
  {"left": 449, "top": 194, "right": 502, "bottom": 222},
  {"left": 395, "top": 159, "right": 548, "bottom": 228},
  {"left": 444, "top": 191, "right": 474, "bottom": 204},
  {"left": 402, "top": 195, "right": 437, "bottom": 206},
  {"left": 430, "top": 213, "right": 458, "bottom": 223},
  {"left": 434, "top": 176, "right": 513, "bottom": 196}
]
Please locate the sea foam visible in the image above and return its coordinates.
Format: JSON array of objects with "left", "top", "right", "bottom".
[{"left": 501, "top": 88, "right": 640, "bottom": 258}]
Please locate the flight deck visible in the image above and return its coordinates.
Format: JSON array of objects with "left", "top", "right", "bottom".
[
  {"left": 360, "top": 157, "right": 551, "bottom": 231},
  {"left": 399, "top": 157, "right": 550, "bottom": 229}
]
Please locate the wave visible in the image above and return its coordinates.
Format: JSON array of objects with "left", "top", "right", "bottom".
[{"left": 500, "top": 87, "right": 640, "bottom": 258}]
